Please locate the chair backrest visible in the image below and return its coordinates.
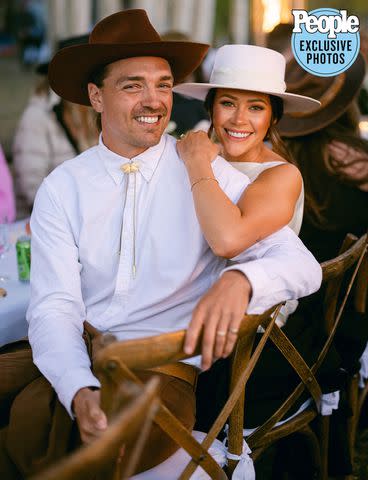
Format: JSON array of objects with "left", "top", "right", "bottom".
[
  {"left": 226, "top": 232, "right": 367, "bottom": 473},
  {"left": 90, "top": 233, "right": 367, "bottom": 478},
  {"left": 31, "top": 378, "right": 160, "bottom": 480},
  {"left": 93, "top": 306, "right": 280, "bottom": 480}
]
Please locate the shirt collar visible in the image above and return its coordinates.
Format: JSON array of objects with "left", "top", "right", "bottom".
[{"left": 98, "top": 134, "right": 167, "bottom": 185}]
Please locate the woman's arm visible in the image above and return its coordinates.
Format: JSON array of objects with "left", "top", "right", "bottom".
[{"left": 177, "top": 131, "right": 302, "bottom": 258}]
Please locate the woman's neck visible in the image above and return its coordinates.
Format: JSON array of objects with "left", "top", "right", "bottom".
[{"left": 224, "top": 142, "right": 270, "bottom": 164}]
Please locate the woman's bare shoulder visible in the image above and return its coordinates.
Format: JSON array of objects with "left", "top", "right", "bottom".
[
  {"left": 257, "top": 165, "right": 302, "bottom": 196},
  {"left": 259, "top": 150, "right": 301, "bottom": 182}
]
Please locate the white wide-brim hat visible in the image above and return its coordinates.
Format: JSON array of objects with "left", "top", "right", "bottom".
[{"left": 173, "top": 45, "right": 320, "bottom": 114}]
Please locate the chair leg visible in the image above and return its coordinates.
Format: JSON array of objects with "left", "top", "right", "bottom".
[
  {"left": 357, "top": 380, "right": 368, "bottom": 425},
  {"left": 316, "top": 415, "right": 329, "bottom": 480},
  {"left": 263, "top": 428, "right": 322, "bottom": 480},
  {"left": 299, "top": 426, "right": 322, "bottom": 480},
  {"left": 346, "top": 374, "right": 360, "bottom": 461}
]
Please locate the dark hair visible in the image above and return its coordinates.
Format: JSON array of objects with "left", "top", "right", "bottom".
[
  {"left": 266, "top": 23, "right": 293, "bottom": 54},
  {"left": 88, "top": 63, "right": 110, "bottom": 132},
  {"left": 204, "top": 88, "right": 292, "bottom": 162},
  {"left": 284, "top": 104, "right": 368, "bottom": 227}
]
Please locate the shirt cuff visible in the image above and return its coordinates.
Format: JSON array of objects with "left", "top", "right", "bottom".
[
  {"left": 55, "top": 367, "right": 101, "bottom": 418},
  {"left": 222, "top": 261, "right": 280, "bottom": 314}
]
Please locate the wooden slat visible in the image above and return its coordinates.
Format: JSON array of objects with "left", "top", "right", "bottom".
[
  {"left": 94, "top": 309, "right": 275, "bottom": 370},
  {"left": 31, "top": 379, "right": 160, "bottom": 480},
  {"left": 247, "top": 233, "right": 367, "bottom": 453}
]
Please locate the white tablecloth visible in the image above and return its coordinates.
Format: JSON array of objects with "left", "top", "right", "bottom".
[{"left": 0, "top": 219, "right": 30, "bottom": 346}]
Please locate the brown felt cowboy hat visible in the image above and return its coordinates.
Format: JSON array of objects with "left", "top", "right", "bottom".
[
  {"left": 48, "top": 9, "right": 209, "bottom": 106},
  {"left": 278, "top": 53, "right": 366, "bottom": 137}
]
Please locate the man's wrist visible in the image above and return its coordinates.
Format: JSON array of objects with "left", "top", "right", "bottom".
[{"left": 72, "top": 386, "right": 100, "bottom": 414}]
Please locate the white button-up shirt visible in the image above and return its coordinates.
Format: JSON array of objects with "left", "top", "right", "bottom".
[{"left": 27, "top": 134, "right": 322, "bottom": 416}]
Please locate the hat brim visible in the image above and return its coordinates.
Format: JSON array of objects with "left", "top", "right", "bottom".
[
  {"left": 49, "top": 41, "right": 209, "bottom": 106},
  {"left": 173, "top": 83, "right": 320, "bottom": 113},
  {"left": 277, "top": 54, "right": 366, "bottom": 137}
]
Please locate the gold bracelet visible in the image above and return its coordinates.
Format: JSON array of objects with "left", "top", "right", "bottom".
[{"left": 191, "top": 177, "right": 219, "bottom": 191}]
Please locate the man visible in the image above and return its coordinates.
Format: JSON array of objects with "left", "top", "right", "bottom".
[{"left": 25, "top": 9, "right": 321, "bottom": 473}]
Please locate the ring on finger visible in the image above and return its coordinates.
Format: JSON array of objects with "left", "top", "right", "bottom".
[
  {"left": 179, "top": 134, "right": 186, "bottom": 139},
  {"left": 216, "top": 330, "right": 227, "bottom": 337},
  {"left": 228, "top": 327, "right": 239, "bottom": 335}
]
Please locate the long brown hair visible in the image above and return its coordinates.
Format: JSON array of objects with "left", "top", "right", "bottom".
[
  {"left": 204, "top": 88, "right": 292, "bottom": 162},
  {"left": 284, "top": 104, "right": 368, "bottom": 227}
]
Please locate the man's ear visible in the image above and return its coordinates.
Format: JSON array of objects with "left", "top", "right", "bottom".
[{"left": 88, "top": 83, "right": 103, "bottom": 113}]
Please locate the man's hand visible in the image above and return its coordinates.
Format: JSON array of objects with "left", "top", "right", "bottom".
[
  {"left": 72, "top": 387, "right": 107, "bottom": 444},
  {"left": 184, "top": 270, "right": 252, "bottom": 370}
]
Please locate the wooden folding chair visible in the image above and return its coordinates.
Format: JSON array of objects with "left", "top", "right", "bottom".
[
  {"left": 226, "top": 232, "right": 368, "bottom": 480},
  {"left": 93, "top": 306, "right": 282, "bottom": 479},
  {"left": 31, "top": 377, "right": 160, "bottom": 480},
  {"left": 88, "top": 233, "right": 366, "bottom": 478},
  {"left": 32, "top": 233, "right": 367, "bottom": 480},
  {"left": 343, "top": 232, "right": 368, "bottom": 480}
]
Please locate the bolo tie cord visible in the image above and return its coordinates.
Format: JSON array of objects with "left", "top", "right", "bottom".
[{"left": 120, "top": 161, "right": 139, "bottom": 278}]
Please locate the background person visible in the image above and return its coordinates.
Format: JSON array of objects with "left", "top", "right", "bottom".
[
  {"left": 278, "top": 55, "right": 368, "bottom": 262},
  {"left": 0, "top": 143, "right": 16, "bottom": 223},
  {"left": 266, "top": 22, "right": 294, "bottom": 63},
  {"left": 277, "top": 55, "right": 368, "bottom": 478},
  {"left": 12, "top": 35, "right": 98, "bottom": 217}
]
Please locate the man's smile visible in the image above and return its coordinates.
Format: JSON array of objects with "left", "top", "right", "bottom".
[{"left": 135, "top": 115, "right": 161, "bottom": 125}]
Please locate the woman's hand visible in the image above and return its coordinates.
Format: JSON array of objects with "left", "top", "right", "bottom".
[
  {"left": 328, "top": 140, "right": 365, "bottom": 165},
  {"left": 177, "top": 131, "right": 220, "bottom": 181},
  {"left": 328, "top": 140, "right": 368, "bottom": 190}
]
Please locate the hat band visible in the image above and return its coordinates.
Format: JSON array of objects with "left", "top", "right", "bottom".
[{"left": 210, "top": 67, "right": 286, "bottom": 94}]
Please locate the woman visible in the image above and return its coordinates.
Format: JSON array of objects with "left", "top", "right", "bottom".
[
  {"left": 277, "top": 54, "right": 368, "bottom": 478},
  {"left": 175, "top": 45, "right": 319, "bottom": 338},
  {"left": 174, "top": 46, "right": 344, "bottom": 477},
  {"left": 175, "top": 47, "right": 366, "bottom": 477},
  {"left": 277, "top": 55, "right": 368, "bottom": 262},
  {"left": 174, "top": 44, "right": 319, "bottom": 260}
]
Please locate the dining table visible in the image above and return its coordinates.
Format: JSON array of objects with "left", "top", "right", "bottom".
[{"left": 0, "top": 218, "right": 30, "bottom": 346}]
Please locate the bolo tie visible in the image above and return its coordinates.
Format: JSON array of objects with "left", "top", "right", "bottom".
[{"left": 120, "top": 161, "right": 140, "bottom": 278}]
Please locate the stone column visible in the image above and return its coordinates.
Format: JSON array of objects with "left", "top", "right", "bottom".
[
  {"left": 192, "top": 0, "right": 215, "bottom": 43},
  {"left": 252, "top": 0, "right": 266, "bottom": 46},
  {"left": 292, "top": 0, "right": 305, "bottom": 9},
  {"left": 68, "top": 0, "right": 92, "bottom": 36},
  {"left": 48, "top": 0, "right": 68, "bottom": 48},
  {"left": 230, "top": 0, "right": 250, "bottom": 44},
  {"left": 171, "top": 0, "right": 195, "bottom": 36},
  {"left": 133, "top": 0, "right": 169, "bottom": 32},
  {"left": 96, "top": 0, "right": 124, "bottom": 21}
]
